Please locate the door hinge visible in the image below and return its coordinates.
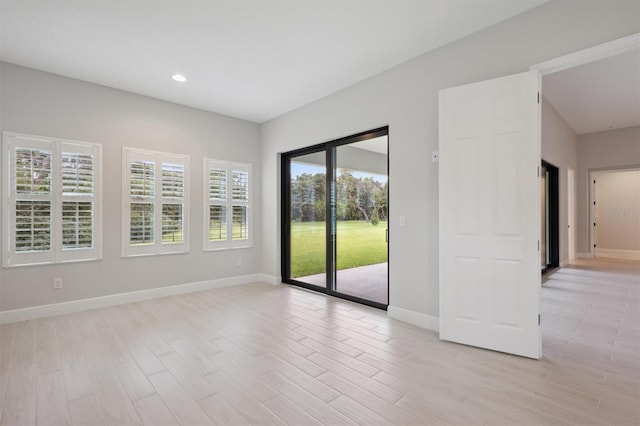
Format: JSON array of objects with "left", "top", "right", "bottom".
[
  {"left": 538, "top": 314, "right": 541, "bottom": 326},
  {"left": 537, "top": 92, "right": 540, "bottom": 104},
  {"left": 538, "top": 240, "right": 540, "bottom": 251},
  {"left": 537, "top": 166, "right": 540, "bottom": 177}
]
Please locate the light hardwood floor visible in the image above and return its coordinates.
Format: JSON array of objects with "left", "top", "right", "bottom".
[{"left": 0, "top": 258, "right": 638, "bottom": 425}]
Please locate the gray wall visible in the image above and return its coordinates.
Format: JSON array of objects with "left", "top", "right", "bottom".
[
  {"left": 260, "top": 1, "right": 640, "bottom": 318},
  {"left": 593, "top": 169, "right": 640, "bottom": 252},
  {"left": 541, "top": 96, "right": 578, "bottom": 265},
  {"left": 0, "top": 62, "right": 261, "bottom": 311},
  {"left": 577, "top": 126, "right": 640, "bottom": 255}
]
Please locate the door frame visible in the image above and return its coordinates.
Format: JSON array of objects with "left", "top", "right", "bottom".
[
  {"left": 281, "top": 126, "right": 390, "bottom": 310},
  {"left": 531, "top": 33, "right": 639, "bottom": 261},
  {"left": 567, "top": 167, "right": 576, "bottom": 262},
  {"left": 280, "top": 141, "right": 327, "bottom": 289},
  {"left": 530, "top": 33, "right": 639, "bottom": 76},
  {"left": 541, "top": 159, "right": 560, "bottom": 272}
]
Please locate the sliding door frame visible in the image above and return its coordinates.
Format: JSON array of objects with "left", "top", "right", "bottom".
[
  {"left": 281, "top": 126, "right": 389, "bottom": 309},
  {"left": 542, "top": 159, "right": 560, "bottom": 272},
  {"left": 281, "top": 142, "right": 326, "bottom": 290}
]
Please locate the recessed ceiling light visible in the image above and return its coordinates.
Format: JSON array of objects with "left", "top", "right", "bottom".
[{"left": 172, "top": 74, "right": 187, "bottom": 82}]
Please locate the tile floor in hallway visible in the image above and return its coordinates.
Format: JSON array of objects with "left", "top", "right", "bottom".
[{"left": 0, "top": 258, "right": 638, "bottom": 425}]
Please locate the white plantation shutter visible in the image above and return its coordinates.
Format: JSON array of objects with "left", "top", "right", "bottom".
[
  {"left": 15, "top": 200, "right": 51, "bottom": 253},
  {"left": 161, "top": 162, "right": 185, "bottom": 245},
  {"left": 130, "top": 202, "right": 154, "bottom": 246},
  {"left": 130, "top": 160, "right": 155, "bottom": 197},
  {"left": 3, "top": 133, "right": 102, "bottom": 267},
  {"left": 204, "top": 159, "right": 251, "bottom": 250},
  {"left": 162, "top": 163, "right": 184, "bottom": 198},
  {"left": 15, "top": 147, "right": 52, "bottom": 195},
  {"left": 61, "top": 152, "right": 94, "bottom": 194},
  {"left": 61, "top": 202, "right": 93, "bottom": 249},
  {"left": 123, "top": 148, "right": 189, "bottom": 257},
  {"left": 14, "top": 144, "right": 53, "bottom": 260},
  {"left": 59, "top": 142, "right": 100, "bottom": 262},
  {"left": 209, "top": 168, "right": 227, "bottom": 200},
  {"left": 232, "top": 170, "right": 248, "bottom": 202},
  {"left": 207, "top": 163, "right": 228, "bottom": 243},
  {"left": 231, "top": 167, "right": 249, "bottom": 241},
  {"left": 208, "top": 205, "right": 227, "bottom": 242}
]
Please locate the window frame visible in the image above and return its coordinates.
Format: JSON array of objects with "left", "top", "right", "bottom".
[
  {"left": 122, "top": 147, "right": 190, "bottom": 257},
  {"left": 3, "top": 132, "right": 103, "bottom": 267},
  {"left": 204, "top": 158, "right": 252, "bottom": 251}
]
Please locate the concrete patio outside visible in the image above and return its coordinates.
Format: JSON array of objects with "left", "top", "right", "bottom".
[{"left": 294, "top": 262, "right": 388, "bottom": 305}]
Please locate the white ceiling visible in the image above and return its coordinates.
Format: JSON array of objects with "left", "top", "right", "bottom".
[
  {"left": 543, "top": 49, "right": 640, "bottom": 135},
  {"left": 0, "top": 0, "right": 548, "bottom": 123}
]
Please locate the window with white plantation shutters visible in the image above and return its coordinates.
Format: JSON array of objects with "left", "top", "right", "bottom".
[
  {"left": 3, "top": 132, "right": 102, "bottom": 267},
  {"left": 204, "top": 159, "right": 252, "bottom": 250},
  {"left": 122, "top": 148, "right": 189, "bottom": 257}
]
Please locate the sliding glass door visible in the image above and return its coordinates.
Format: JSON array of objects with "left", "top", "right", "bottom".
[
  {"left": 282, "top": 128, "right": 389, "bottom": 309},
  {"left": 333, "top": 141, "right": 388, "bottom": 304},
  {"left": 288, "top": 151, "right": 326, "bottom": 288}
]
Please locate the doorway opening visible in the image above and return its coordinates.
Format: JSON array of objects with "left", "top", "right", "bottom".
[
  {"left": 567, "top": 167, "right": 576, "bottom": 262},
  {"left": 281, "top": 127, "right": 389, "bottom": 309},
  {"left": 541, "top": 160, "right": 560, "bottom": 273},
  {"left": 590, "top": 168, "right": 640, "bottom": 260}
]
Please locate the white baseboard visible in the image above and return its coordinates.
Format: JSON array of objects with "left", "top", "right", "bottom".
[
  {"left": 577, "top": 252, "right": 592, "bottom": 259},
  {"left": 387, "top": 305, "right": 439, "bottom": 332},
  {"left": 595, "top": 248, "right": 640, "bottom": 260},
  {"left": 0, "top": 273, "right": 268, "bottom": 324}
]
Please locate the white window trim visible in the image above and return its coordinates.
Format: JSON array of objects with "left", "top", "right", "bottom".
[
  {"left": 204, "top": 158, "right": 253, "bottom": 251},
  {"left": 3, "top": 132, "right": 103, "bottom": 267},
  {"left": 122, "top": 147, "right": 190, "bottom": 257}
]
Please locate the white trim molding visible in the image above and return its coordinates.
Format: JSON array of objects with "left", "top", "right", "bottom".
[
  {"left": 577, "top": 252, "right": 592, "bottom": 259},
  {"left": 387, "top": 305, "right": 439, "bottom": 332},
  {"left": 595, "top": 248, "right": 640, "bottom": 261},
  {"left": 0, "top": 274, "right": 268, "bottom": 324},
  {"left": 531, "top": 32, "right": 639, "bottom": 76}
]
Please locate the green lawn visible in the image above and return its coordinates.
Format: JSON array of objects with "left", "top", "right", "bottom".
[{"left": 290, "top": 220, "right": 387, "bottom": 278}]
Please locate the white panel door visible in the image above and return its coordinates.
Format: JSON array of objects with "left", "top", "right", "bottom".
[{"left": 439, "top": 70, "right": 541, "bottom": 359}]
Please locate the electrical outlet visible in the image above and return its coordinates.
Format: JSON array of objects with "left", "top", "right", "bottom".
[
  {"left": 399, "top": 215, "right": 406, "bottom": 227},
  {"left": 53, "top": 278, "right": 63, "bottom": 289},
  {"left": 236, "top": 258, "right": 242, "bottom": 267}
]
